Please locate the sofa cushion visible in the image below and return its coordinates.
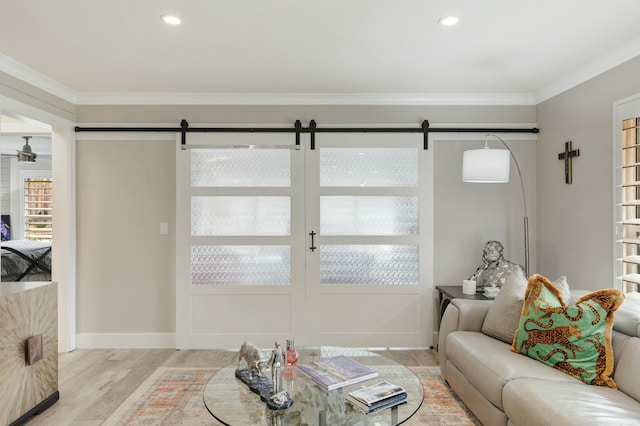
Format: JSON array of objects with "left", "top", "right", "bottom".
[
  {"left": 611, "top": 330, "right": 632, "bottom": 367},
  {"left": 511, "top": 274, "right": 624, "bottom": 388},
  {"left": 482, "top": 270, "right": 570, "bottom": 344},
  {"left": 614, "top": 337, "right": 640, "bottom": 402},
  {"left": 503, "top": 378, "right": 640, "bottom": 426},
  {"left": 614, "top": 297, "right": 640, "bottom": 337},
  {"left": 443, "top": 360, "right": 509, "bottom": 426},
  {"left": 481, "top": 267, "right": 528, "bottom": 343},
  {"left": 446, "top": 331, "right": 577, "bottom": 410}
]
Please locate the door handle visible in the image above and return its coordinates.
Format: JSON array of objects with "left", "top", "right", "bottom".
[{"left": 309, "top": 231, "right": 317, "bottom": 252}]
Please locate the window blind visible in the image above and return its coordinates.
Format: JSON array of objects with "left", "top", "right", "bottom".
[
  {"left": 24, "top": 177, "right": 52, "bottom": 242},
  {"left": 620, "top": 117, "right": 640, "bottom": 292}
]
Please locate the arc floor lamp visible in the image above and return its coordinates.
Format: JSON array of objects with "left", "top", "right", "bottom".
[{"left": 462, "top": 134, "right": 529, "bottom": 277}]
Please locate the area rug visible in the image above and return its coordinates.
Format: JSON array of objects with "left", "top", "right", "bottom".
[{"left": 105, "top": 366, "right": 479, "bottom": 425}]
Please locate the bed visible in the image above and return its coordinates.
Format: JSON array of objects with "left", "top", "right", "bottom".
[{"left": 1, "top": 240, "right": 52, "bottom": 282}]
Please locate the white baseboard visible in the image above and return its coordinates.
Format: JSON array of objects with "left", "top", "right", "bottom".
[
  {"left": 76, "top": 333, "right": 176, "bottom": 349},
  {"left": 75, "top": 333, "right": 438, "bottom": 351}
]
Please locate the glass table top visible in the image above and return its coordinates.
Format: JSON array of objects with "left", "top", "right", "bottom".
[{"left": 203, "top": 346, "right": 423, "bottom": 426}]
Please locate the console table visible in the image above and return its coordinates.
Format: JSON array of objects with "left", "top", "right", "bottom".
[
  {"left": 0, "top": 281, "right": 59, "bottom": 425},
  {"left": 204, "top": 346, "right": 423, "bottom": 425}
]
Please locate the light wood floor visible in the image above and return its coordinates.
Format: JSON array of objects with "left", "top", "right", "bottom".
[{"left": 26, "top": 348, "right": 439, "bottom": 425}]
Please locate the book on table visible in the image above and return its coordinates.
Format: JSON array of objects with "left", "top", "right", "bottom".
[
  {"left": 346, "top": 380, "right": 408, "bottom": 414},
  {"left": 296, "top": 355, "right": 379, "bottom": 391}
]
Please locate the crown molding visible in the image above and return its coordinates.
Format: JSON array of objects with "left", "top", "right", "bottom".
[
  {"left": 0, "top": 53, "right": 536, "bottom": 106},
  {"left": 535, "top": 36, "right": 640, "bottom": 104},
  {"left": 0, "top": 53, "right": 78, "bottom": 104},
  {"left": 3, "top": 40, "right": 638, "bottom": 108},
  {"left": 74, "top": 92, "right": 536, "bottom": 106}
]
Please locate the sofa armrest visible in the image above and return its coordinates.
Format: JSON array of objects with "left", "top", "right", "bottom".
[
  {"left": 450, "top": 298, "right": 492, "bottom": 331},
  {"left": 438, "top": 299, "right": 492, "bottom": 380}
]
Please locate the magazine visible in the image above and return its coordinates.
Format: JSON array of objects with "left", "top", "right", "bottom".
[
  {"left": 348, "top": 392, "right": 407, "bottom": 414},
  {"left": 346, "top": 380, "right": 407, "bottom": 413},
  {"left": 296, "top": 355, "right": 379, "bottom": 391}
]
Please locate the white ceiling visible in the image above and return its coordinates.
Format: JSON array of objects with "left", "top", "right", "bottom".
[{"left": 0, "top": 0, "right": 640, "bottom": 105}]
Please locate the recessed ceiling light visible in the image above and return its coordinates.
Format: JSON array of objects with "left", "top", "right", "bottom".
[
  {"left": 438, "top": 16, "right": 459, "bottom": 26},
  {"left": 161, "top": 14, "right": 182, "bottom": 25}
]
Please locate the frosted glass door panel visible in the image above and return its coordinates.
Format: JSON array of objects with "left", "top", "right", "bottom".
[
  {"left": 191, "top": 149, "right": 290, "bottom": 187},
  {"left": 320, "top": 245, "right": 419, "bottom": 285},
  {"left": 320, "top": 196, "right": 418, "bottom": 235},
  {"left": 320, "top": 148, "right": 418, "bottom": 187},
  {"left": 191, "top": 245, "right": 291, "bottom": 285},
  {"left": 192, "top": 196, "right": 291, "bottom": 236}
]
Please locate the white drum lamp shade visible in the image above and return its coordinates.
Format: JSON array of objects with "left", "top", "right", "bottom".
[{"left": 462, "top": 148, "right": 510, "bottom": 183}]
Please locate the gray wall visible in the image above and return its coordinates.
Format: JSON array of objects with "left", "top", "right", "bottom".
[
  {"left": 76, "top": 138, "right": 175, "bottom": 335},
  {"left": 74, "top": 105, "right": 536, "bottom": 337},
  {"left": 536, "top": 56, "right": 640, "bottom": 289},
  {"left": 8, "top": 54, "right": 640, "bottom": 341},
  {"left": 434, "top": 136, "right": 536, "bottom": 284}
]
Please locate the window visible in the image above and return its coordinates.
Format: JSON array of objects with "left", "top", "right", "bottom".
[
  {"left": 23, "top": 177, "right": 52, "bottom": 242},
  {"left": 619, "top": 117, "right": 640, "bottom": 293}
]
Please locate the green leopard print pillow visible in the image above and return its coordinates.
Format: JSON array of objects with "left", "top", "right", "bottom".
[{"left": 511, "top": 274, "right": 623, "bottom": 388}]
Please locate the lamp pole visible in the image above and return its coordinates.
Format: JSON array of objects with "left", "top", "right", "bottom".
[{"left": 486, "top": 134, "right": 529, "bottom": 277}]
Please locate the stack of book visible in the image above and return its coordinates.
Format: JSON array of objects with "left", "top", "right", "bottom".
[
  {"left": 296, "top": 355, "right": 379, "bottom": 391},
  {"left": 346, "top": 380, "right": 408, "bottom": 414}
]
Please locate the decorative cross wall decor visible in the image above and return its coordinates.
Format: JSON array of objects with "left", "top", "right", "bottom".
[{"left": 558, "top": 141, "right": 580, "bottom": 184}]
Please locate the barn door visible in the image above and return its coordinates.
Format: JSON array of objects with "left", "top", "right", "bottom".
[{"left": 176, "top": 129, "right": 432, "bottom": 349}]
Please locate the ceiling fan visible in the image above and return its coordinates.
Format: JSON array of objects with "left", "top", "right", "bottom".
[
  {"left": 17, "top": 136, "right": 36, "bottom": 162},
  {"left": 0, "top": 135, "right": 52, "bottom": 162}
]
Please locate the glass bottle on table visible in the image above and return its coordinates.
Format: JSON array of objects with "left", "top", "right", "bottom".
[{"left": 285, "top": 338, "right": 298, "bottom": 365}]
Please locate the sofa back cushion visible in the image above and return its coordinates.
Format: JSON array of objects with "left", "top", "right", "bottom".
[
  {"left": 613, "top": 337, "right": 640, "bottom": 401},
  {"left": 481, "top": 267, "right": 528, "bottom": 343},
  {"left": 613, "top": 297, "right": 640, "bottom": 337}
]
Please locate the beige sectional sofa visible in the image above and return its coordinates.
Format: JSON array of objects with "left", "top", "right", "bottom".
[{"left": 438, "top": 295, "right": 640, "bottom": 425}]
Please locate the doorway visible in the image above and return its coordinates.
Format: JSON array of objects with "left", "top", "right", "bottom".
[
  {"left": 0, "top": 114, "right": 52, "bottom": 281},
  {"left": 0, "top": 105, "right": 76, "bottom": 352}
]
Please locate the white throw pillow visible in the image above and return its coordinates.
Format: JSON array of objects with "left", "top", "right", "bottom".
[{"left": 553, "top": 275, "right": 571, "bottom": 303}]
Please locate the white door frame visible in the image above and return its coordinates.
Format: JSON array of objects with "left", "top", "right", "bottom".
[{"left": 0, "top": 96, "right": 76, "bottom": 352}]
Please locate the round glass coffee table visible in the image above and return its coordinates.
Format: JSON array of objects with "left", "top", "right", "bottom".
[{"left": 203, "top": 346, "right": 423, "bottom": 425}]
